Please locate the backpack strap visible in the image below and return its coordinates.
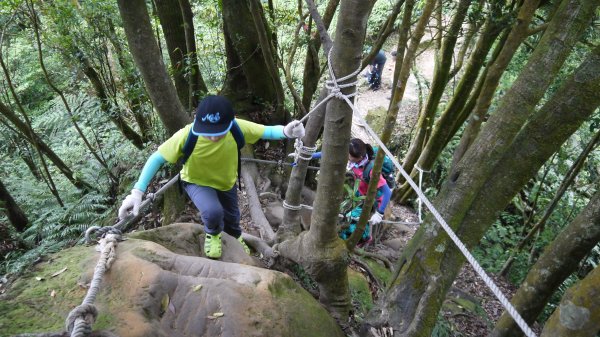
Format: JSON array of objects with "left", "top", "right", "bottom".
[
  {"left": 178, "top": 130, "right": 199, "bottom": 167},
  {"left": 362, "top": 160, "right": 375, "bottom": 183}
]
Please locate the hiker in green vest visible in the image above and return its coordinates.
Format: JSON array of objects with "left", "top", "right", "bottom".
[{"left": 118, "top": 95, "right": 305, "bottom": 259}]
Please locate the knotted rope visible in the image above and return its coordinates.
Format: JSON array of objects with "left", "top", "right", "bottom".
[
  {"left": 67, "top": 232, "right": 121, "bottom": 337},
  {"left": 66, "top": 175, "right": 182, "bottom": 336}
]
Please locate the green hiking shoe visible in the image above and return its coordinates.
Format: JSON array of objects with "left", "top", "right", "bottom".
[
  {"left": 204, "top": 233, "right": 222, "bottom": 259},
  {"left": 238, "top": 236, "right": 250, "bottom": 254}
]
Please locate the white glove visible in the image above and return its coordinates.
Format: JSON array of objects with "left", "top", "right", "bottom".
[
  {"left": 369, "top": 212, "right": 383, "bottom": 225},
  {"left": 283, "top": 120, "right": 305, "bottom": 139},
  {"left": 118, "top": 189, "right": 144, "bottom": 220}
]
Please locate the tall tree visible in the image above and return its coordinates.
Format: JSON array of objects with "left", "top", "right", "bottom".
[
  {"left": 540, "top": 265, "right": 600, "bottom": 337},
  {"left": 117, "top": 0, "right": 189, "bottom": 136},
  {"left": 400, "top": 0, "right": 472, "bottom": 176},
  {"left": 154, "top": 0, "right": 202, "bottom": 111},
  {"left": 363, "top": 1, "right": 599, "bottom": 335},
  {"left": 178, "top": 0, "right": 207, "bottom": 108},
  {"left": 277, "top": 0, "right": 375, "bottom": 321},
  {"left": 0, "top": 179, "right": 28, "bottom": 232},
  {"left": 395, "top": 1, "right": 510, "bottom": 201},
  {"left": 221, "top": 0, "right": 287, "bottom": 123},
  {"left": 491, "top": 183, "right": 600, "bottom": 337}
]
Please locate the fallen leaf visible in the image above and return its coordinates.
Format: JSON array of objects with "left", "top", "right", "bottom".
[
  {"left": 35, "top": 277, "right": 44, "bottom": 281},
  {"left": 51, "top": 267, "right": 68, "bottom": 278},
  {"left": 169, "top": 301, "right": 176, "bottom": 314},
  {"left": 192, "top": 284, "right": 203, "bottom": 292},
  {"left": 160, "top": 294, "right": 170, "bottom": 316},
  {"left": 50, "top": 290, "right": 56, "bottom": 297},
  {"left": 207, "top": 312, "right": 225, "bottom": 320}
]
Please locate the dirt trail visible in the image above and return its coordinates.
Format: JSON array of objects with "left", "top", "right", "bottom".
[{"left": 351, "top": 48, "right": 435, "bottom": 142}]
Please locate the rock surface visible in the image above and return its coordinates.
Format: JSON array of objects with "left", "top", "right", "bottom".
[{"left": 1, "top": 223, "right": 344, "bottom": 337}]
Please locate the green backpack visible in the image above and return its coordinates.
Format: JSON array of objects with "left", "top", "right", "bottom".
[{"left": 362, "top": 147, "right": 396, "bottom": 189}]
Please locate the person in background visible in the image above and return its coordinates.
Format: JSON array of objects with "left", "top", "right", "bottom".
[
  {"left": 368, "top": 50, "right": 387, "bottom": 91},
  {"left": 311, "top": 138, "right": 392, "bottom": 244},
  {"left": 343, "top": 138, "right": 391, "bottom": 243},
  {"left": 118, "top": 95, "right": 305, "bottom": 259}
]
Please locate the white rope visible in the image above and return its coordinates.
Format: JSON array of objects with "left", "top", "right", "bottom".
[
  {"left": 289, "top": 138, "right": 318, "bottom": 163},
  {"left": 67, "top": 232, "right": 121, "bottom": 337},
  {"left": 414, "top": 164, "right": 430, "bottom": 223},
  {"left": 282, "top": 200, "right": 314, "bottom": 211},
  {"left": 314, "top": 47, "right": 536, "bottom": 337},
  {"left": 289, "top": 49, "right": 362, "bottom": 164}
]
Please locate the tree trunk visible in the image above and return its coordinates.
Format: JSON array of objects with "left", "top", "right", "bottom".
[
  {"left": 394, "top": 3, "right": 507, "bottom": 201},
  {"left": 363, "top": 1, "right": 599, "bottom": 335},
  {"left": 117, "top": 0, "right": 189, "bottom": 136},
  {"left": 491, "top": 175, "right": 600, "bottom": 336},
  {"left": 178, "top": 0, "right": 208, "bottom": 108},
  {"left": 540, "top": 265, "right": 600, "bottom": 337},
  {"left": 74, "top": 49, "right": 145, "bottom": 149},
  {"left": 300, "top": 0, "right": 339, "bottom": 112},
  {"left": 277, "top": 0, "right": 375, "bottom": 321},
  {"left": 453, "top": 0, "right": 541, "bottom": 164},
  {"left": 278, "top": 87, "right": 327, "bottom": 241},
  {"left": 154, "top": 0, "right": 191, "bottom": 111},
  {"left": 0, "top": 179, "right": 28, "bottom": 232},
  {"left": 400, "top": 0, "right": 471, "bottom": 177},
  {"left": 221, "top": 0, "right": 287, "bottom": 124},
  {"left": 0, "top": 102, "right": 93, "bottom": 191}
]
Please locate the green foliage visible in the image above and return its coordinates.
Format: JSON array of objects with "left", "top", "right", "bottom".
[
  {"left": 340, "top": 174, "right": 365, "bottom": 215},
  {"left": 289, "top": 262, "right": 318, "bottom": 292},
  {"left": 432, "top": 313, "right": 463, "bottom": 337}
]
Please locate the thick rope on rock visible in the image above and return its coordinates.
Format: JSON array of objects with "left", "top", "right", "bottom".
[
  {"left": 67, "top": 233, "right": 120, "bottom": 337},
  {"left": 65, "top": 303, "right": 97, "bottom": 337}
]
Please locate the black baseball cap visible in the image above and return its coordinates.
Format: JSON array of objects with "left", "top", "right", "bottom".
[{"left": 192, "top": 95, "right": 235, "bottom": 136}]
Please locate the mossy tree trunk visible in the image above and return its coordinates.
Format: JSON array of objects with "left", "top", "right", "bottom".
[
  {"left": 452, "top": 0, "right": 541, "bottom": 164},
  {"left": 300, "top": 0, "right": 339, "bottom": 113},
  {"left": 400, "top": 0, "right": 471, "bottom": 178},
  {"left": 221, "top": 0, "right": 287, "bottom": 124},
  {"left": 117, "top": 0, "right": 189, "bottom": 136},
  {"left": 363, "top": 1, "right": 599, "bottom": 335},
  {"left": 0, "top": 179, "right": 28, "bottom": 232},
  {"left": 277, "top": 0, "right": 375, "bottom": 321},
  {"left": 491, "top": 180, "right": 600, "bottom": 337},
  {"left": 117, "top": 0, "right": 191, "bottom": 225},
  {"left": 394, "top": 2, "right": 508, "bottom": 202},
  {"left": 540, "top": 265, "right": 600, "bottom": 337}
]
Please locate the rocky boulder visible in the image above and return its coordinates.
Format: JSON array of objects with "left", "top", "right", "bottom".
[{"left": 1, "top": 223, "right": 344, "bottom": 337}]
